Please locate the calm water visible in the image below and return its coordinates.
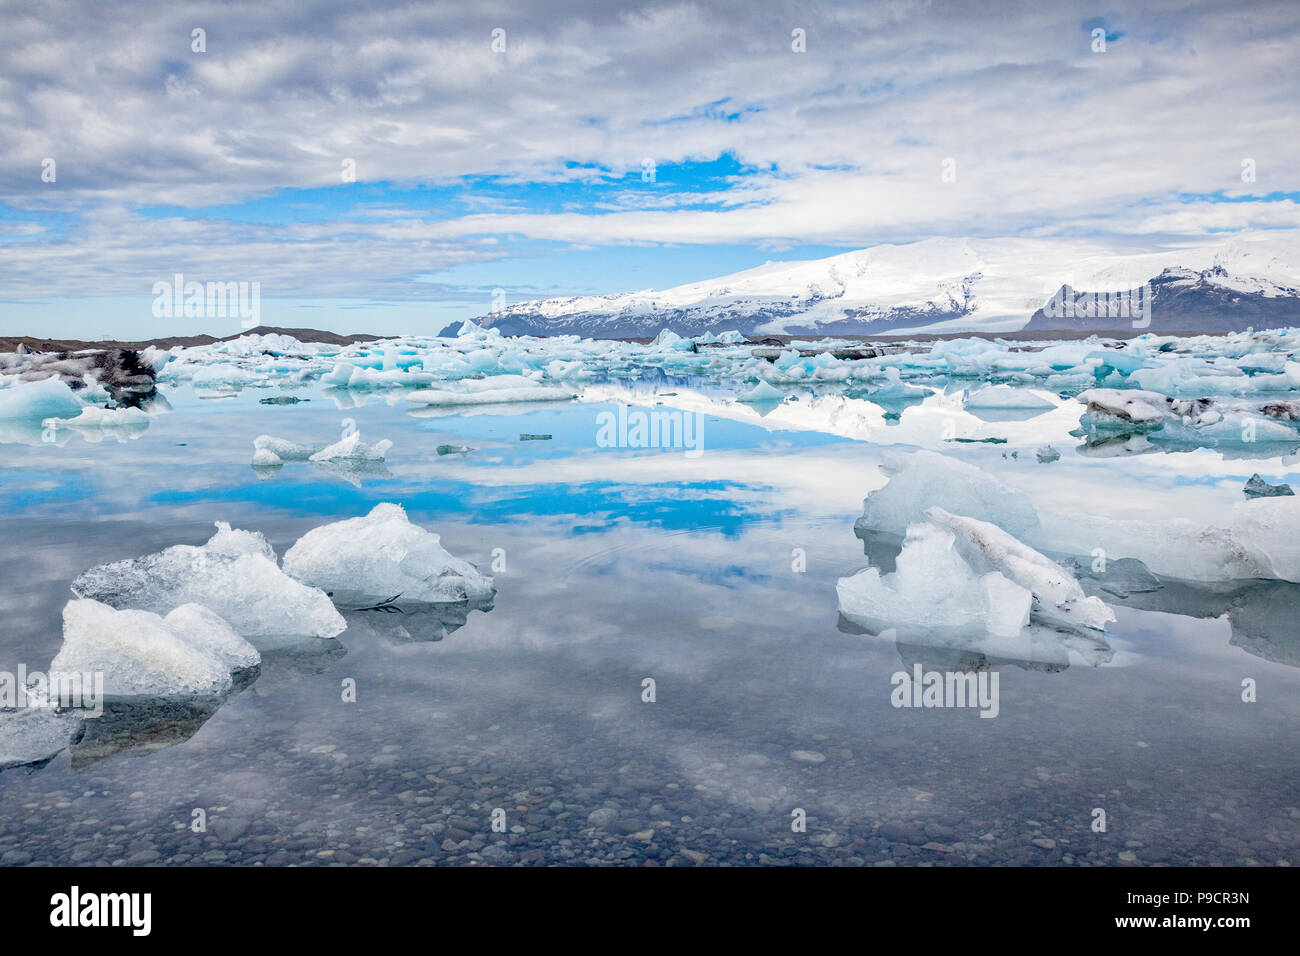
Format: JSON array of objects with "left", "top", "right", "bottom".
[{"left": 0, "top": 382, "right": 1297, "bottom": 866}]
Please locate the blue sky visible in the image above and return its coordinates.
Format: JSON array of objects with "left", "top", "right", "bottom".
[{"left": 1, "top": 0, "right": 1298, "bottom": 338}]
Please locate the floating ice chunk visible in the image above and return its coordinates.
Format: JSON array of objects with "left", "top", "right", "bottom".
[
  {"left": 252, "top": 434, "right": 321, "bottom": 463},
  {"left": 925, "top": 508, "right": 1115, "bottom": 633},
  {"left": 0, "top": 686, "right": 85, "bottom": 771},
  {"left": 155, "top": 604, "right": 262, "bottom": 673},
  {"left": 190, "top": 364, "right": 263, "bottom": 389},
  {"left": 71, "top": 523, "right": 346, "bottom": 642},
  {"left": 51, "top": 600, "right": 259, "bottom": 699},
  {"left": 963, "top": 384, "right": 1055, "bottom": 410},
  {"left": 406, "top": 379, "right": 576, "bottom": 405},
  {"left": 1244, "top": 474, "right": 1294, "bottom": 498},
  {"left": 649, "top": 329, "right": 696, "bottom": 352},
  {"left": 0, "top": 376, "right": 85, "bottom": 421},
  {"left": 308, "top": 432, "right": 392, "bottom": 462},
  {"left": 856, "top": 449, "right": 1041, "bottom": 540},
  {"left": 737, "top": 380, "right": 786, "bottom": 403},
  {"left": 1079, "top": 389, "right": 1299, "bottom": 444},
  {"left": 283, "top": 502, "right": 495, "bottom": 607},
  {"left": 1036, "top": 510, "right": 1262, "bottom": 583},
  {"left": 867, "top": 366, "right": 930, "bottom": 400},
  {"left": 1035, "top": 445, "right": 1061, "bottom": 463},
  {"left": 252, "top": 447, "right": 283, "bottom": 467},
  {"left": 1078, "top": 388, "right": 1173, "bottom": 424},
  {"left": 837, "top": 521, "right": 1032, "bottom": 639},
  {"left": 454, "top": 319, "right": 501, "bottom": 339},
  {"left": 43, "top": 405, "right": 150, "bottom": 429}
]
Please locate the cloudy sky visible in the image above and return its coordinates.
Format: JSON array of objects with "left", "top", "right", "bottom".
[{"left": 2, "top": 0, "right": 1298, "bottom": 338}]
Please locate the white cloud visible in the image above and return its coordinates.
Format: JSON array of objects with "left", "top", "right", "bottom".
[{"left": 1, "top": 0, "right": 1298, "bottom": 304}]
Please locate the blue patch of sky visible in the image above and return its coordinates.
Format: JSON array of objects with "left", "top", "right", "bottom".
[
  {"left": 0, "top": 202, "right": 76, "bottom": 244},
  {"left": 1081, "top": 18, "right": 1124, "bottom": 42},
  {"left": 1174, "top": 191, "right": 1300, "bottom": 205},
  {"left": 136, "top": 154, "right": 771, "bottom": 225},
  {"left": 146, "top": 478, "right": 789, "bottom": 537}
]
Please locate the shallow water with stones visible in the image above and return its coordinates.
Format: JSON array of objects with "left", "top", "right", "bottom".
[{"left": 0, "top": 379, "right": 1297, "bottom": 866}]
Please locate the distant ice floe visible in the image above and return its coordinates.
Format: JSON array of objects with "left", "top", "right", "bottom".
[
  {"left": 962, "top": 384, "right": 1056, "bottom": 410},
  {"left": 1077, "top": 387, "right": 1300, "bottom": 446},
  {"left": 250, "top": 433, "right": 394, "bottom": 486},
  {"left": 250, "top": 432, "right": 391, "bottom": 466},
  {"left": 283, "top": 502, "right": 495, "bottom": 608},
  {"left": 737, "top": 380, "right": 786, "bottom": 403},
  {"left": 71, "top": 522, "right": 346, "bottom": 642},
  {"left": 9, "top": 325, "right": 1300, "bottom": 421},
  {"left": 406, "top": 374, "right": 576, "bottom": 406},
  {"left": 309, "top": 433, "right": 392, "bottom": 462}
]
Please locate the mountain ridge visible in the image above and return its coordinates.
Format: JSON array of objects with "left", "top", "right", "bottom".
[{"left": 453, "top": 234, "right": 1300, "bottom": 338}]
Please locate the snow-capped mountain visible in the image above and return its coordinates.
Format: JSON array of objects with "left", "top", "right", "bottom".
[{"left": 454, "top": 234, "right": 1300, "bottom": 338}]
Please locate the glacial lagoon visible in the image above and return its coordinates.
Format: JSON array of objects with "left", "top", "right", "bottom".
[{"left": 0, "top": 331, "right": 1297, "bottom": 866}]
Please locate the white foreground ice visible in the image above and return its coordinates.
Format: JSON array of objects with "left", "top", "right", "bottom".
[
  {"left": 51, "top": 599, "right": 260, "bottom": 698},
  {"left": 70, "top": 522, "right": 346, "bottom": 642},
  {"left": 283, "top": 503, "right": 495, "bottom": 607},
  {"left": 838, "top": 506, "right": 1113, "bottom": 642}
]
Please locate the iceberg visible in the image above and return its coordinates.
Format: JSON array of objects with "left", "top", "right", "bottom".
[
  {"left": 925, "top": 508, "right": 1115, "bottom": 632},
  {"left": 0, "top": 376, "right": 85, "bottom": 421},
  {"left": 0, "top": 687, "right": 86, "bottom": 771},
  {"left": 855, "top": 448, "right": 1042, "bottom": 540},
  {"left": 42, "top": 405, "right": 151, "bottom": 430},
  {"left": 71, "top": 522, "right": 346, "bottom": 642},
  {"left": 283, "top": 503, "right": 495, "bottom": 607},
  {"left": 860, "top": 448, "right": 1300, "bottom": 584},
  {"left": 51, "top": 599, "right": 260, "bottom": 699},
  {"left": 837, "top": 508, "right": 1114, "bottom": 642},
  {"left": 308, "top": 432, "right": 392, "bottom": 462},
  {"left": 963, "top": 384, "right": 1056, "bottom": 410},
  {"left": 252, "top": 434, "right": 321, "bottom": 464},
  {"left": 838, "top": 520, "right": 1033, "bottom": 639},
  {"left": 406, "top": 375, "right": 576, "bottom": 406},
  {"left": 737, "top": 380, "right": 786, "bottom": 404}
]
